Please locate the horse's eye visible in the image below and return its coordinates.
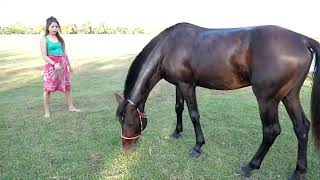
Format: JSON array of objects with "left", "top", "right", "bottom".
[
  {"left": 127, "top": 107, "right": 135, "bottom": 113},
  {"left": 117, "top": 114, "right": 124, "bottom": 123}
]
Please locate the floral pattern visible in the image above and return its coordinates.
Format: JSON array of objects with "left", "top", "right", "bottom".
[{"left": 43, "top": 54, "right": 71, "bottom": 92}]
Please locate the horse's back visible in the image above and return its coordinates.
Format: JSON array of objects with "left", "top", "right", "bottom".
[
  {"left": 162, "top": 24, "right": 253, "bottom": 89},
  {"left": 160, "top": 24, "right": 313, "bottom": 94}
]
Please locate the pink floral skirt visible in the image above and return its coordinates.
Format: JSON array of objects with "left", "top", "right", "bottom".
[{"left": 43, "top": 54, "right": 71, "bottom": 92}]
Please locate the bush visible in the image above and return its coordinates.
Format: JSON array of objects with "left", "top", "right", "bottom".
[
  {"left": 6, "top": 22, "right": 28, "bottom": 34},
  {"left": 78, "top": 21, "right": 93, "bottom": 34},
  {"left": 62, "top": 24, "right": 78, "bottom": 34},
  {"left": 0, "top": 21, "right": 146, "bottom": 34},
  {"left": 131, "top": 27, "right": 144, "bottom": 34}
]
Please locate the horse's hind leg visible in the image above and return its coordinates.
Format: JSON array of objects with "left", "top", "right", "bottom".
[
  {"left": 282, "top": 92, "right": 310, "bottom": 180},
  {"left": 178, "top": 83, "right": 205, "bottom": 157},
  {"left": 171, "top": 86, "right": 184, "bottom": 139},
  {"left": 237, "top": 96, "right": 281, "bottom": 177}
]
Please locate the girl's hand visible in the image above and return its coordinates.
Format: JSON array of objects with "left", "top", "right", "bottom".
[{"left": 54, "top": 63, "right": 62, "bottom": 71}]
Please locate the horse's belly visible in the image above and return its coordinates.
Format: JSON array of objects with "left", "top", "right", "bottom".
[{"left": 196, "top": 72, "right": 251, "bottom": 90}]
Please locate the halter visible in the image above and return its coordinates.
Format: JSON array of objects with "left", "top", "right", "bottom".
[{"left": 120, "top": 99, "right": 147, "bottom": 140}]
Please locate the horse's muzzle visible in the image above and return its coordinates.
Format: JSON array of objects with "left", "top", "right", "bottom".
[{"left": 122, "top": 138, "right": 139, "bottom": 152}]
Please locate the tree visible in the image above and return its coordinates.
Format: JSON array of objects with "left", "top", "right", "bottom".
[
  {"left": 131, "top": 27, "right": 144, "bottom": 34},
  {"left": 0, "top": 21, "right": 146, "bottom": 34},
  {"left": 78, "top": 21, "right": 93, "bottom": 34},
  {"left": 29, "top": 24, "right": 44, "bottom": 34},
  {"left": 62, "top": 24, "right": 78, "bottom": 34},
  {"left": 94, "top": 22, "right": 108, "bottom": 34},
  {"left": 6, "top": 22, "right": 27, "bottom": 34},
  {"left": 116, "top": 27, "right": 129, "bottom": 34}
]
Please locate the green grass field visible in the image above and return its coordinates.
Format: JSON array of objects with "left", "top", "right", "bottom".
[{"left": 0, "top": 35, "right": 319, "bottom": 179}]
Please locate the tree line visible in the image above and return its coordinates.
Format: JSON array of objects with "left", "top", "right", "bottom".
[{"left": 0, "top": 21, "right": 145, "bottom": 34}]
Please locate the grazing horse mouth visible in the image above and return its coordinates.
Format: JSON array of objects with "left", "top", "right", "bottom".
[
  {"left": 122, "top": 139, "right": 139, "bottom": 151},
  {"left": 119, "top": 99, "right": 147, "bottom": 151},
  {"left": 120, "top": 127, "right": 142, "bottom": 152},
  {"left": 119, "top": 123, "right": 142, "bottom": 151}
]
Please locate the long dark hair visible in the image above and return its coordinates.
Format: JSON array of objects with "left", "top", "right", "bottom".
[{"left": 45, "top": 16, "right": 65, "bottom": 51}]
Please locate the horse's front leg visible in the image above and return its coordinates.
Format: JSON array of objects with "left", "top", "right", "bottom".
[
  {"left": 178, "top": 83, "right": 205, "bottom": 158},
  {"left": 171, "top": 86, "right": 184, "bottom": 139}
]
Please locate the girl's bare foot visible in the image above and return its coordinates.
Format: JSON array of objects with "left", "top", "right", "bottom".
[
  {"left": 68, "top": 107, "right": 80, "bottom": 112},
  {"left": 44, "top": 113, "right": 50, "bottom": 118}
]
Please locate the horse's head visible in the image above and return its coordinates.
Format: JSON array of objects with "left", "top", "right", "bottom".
[{"left": 114, "top": 93, "right": 148, "bottom": 151}]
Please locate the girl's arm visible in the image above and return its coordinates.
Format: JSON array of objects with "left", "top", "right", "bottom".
[
  {"left": 40, "top": 37, "right": 55, "bottom": 65},
  {"left": 64, "top": 50, "right": 71, "bottom": 65},
  {"left": 64, "top": 50, "right": 73, "bottom": 72},
  {"left": 40, "top": 37, "right": 61, "bottom": 70}
]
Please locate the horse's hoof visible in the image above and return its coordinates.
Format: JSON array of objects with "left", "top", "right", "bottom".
[
  {"left": 234, "top": 165, "right": 252, "bottom": 178},
  {"left": 189, "top": 148, "right": 201, "bottom": 158},
  {"left": 288, "top": 171, "right": 305, "bottom": 180},
  {"left": 170, "top": 131, "right": 181, "bottom": 139}
]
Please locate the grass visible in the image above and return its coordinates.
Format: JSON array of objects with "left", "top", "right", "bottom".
[{"left": 0, "top": 34, "right": 320, "bottom": 179}]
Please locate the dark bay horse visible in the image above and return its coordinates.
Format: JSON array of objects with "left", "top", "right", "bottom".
[{"left": 115, "top": 23, "right": 320, "bottom": 179}]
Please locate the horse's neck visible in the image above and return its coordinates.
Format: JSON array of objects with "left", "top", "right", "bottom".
[
  {"left": 129, "top": 63, "right": 161, "bottom": 112},
  {"left": 125, "top": 35, "right": 164, "bottom": 111}
]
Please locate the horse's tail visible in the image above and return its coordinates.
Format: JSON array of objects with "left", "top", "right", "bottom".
[{"left": 308, "top": 37, "right": 320, "bottom": 151}]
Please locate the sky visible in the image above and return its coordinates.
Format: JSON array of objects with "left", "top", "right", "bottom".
[{"left": 0, "top": 0, "right": 319, "bottom": 36}]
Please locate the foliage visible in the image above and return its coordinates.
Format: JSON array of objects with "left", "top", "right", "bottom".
[
  {"left": 5, "top": 22, "right": 28, "bottom": 34},
  {"left": 30, "top": 24, "right": 45, "bottom": 34},
  {"left": 94, "top": 22, "right": 112, "bottom": 34},
  {"left": 0, "top": 21, "right": 145, "bottom": 34},
  {"left": 78, "top": 21, "right": 93, "bottom": 34},
  {"left": 62, "top": 24, "right": 78, "bottom": 34},
  {"left": 131, "top": 27, "right": 144, "bottom": 34}
]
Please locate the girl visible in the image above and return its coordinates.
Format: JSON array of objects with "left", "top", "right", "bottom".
[{"left": 40, "top": 16, "right": 80, "bottom": 118}]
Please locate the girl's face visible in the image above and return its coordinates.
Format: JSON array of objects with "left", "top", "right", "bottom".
[{"left": 48, "top": 22, "right": 60, "bottom": 35}]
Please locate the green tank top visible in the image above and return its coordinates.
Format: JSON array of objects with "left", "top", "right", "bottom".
[{"left": 45, "top": 36, "right": 64, "bottom": 55}]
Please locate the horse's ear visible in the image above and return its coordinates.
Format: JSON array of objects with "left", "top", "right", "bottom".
[{"left": 114, "top": 93, "right": 124, "bottom": 104}]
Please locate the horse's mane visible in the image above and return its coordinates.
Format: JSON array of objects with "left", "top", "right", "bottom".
[{"left": 123, "top": 25, "right": 177, "bottom": 99}]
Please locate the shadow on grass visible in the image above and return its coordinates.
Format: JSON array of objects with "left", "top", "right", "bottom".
[{"left": 0, "top": 50, "right": 23, "bottom": 59}]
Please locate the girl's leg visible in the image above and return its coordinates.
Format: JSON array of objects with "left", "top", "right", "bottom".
[
  {"left": 43, "top": 91, "right": 51, "bottom": 118},
  {"left": 64, "top": 87, "right": 80, "bottom": 112}
]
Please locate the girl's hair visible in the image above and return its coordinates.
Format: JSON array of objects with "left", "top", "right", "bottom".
[{"left": 45, "top": 16, "right": 65, "bottom": 51}]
